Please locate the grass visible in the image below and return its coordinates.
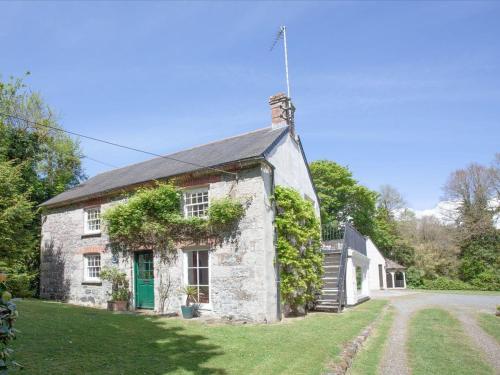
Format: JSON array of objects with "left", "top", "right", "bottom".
[
  {"left": 411, "top": 289, "right": 500, "bottom": 296},
  {"left": 349, "top": 307, "right": 394, "bottom": 375},
  {"left": 12, "top": 299, "right": 386, "bottom": 375},
  {"left": 477, "top": 313, "right": 500, "bottom": 343},
  {"left": 408, "top": 308, "right": 494, "bottom": 375}
]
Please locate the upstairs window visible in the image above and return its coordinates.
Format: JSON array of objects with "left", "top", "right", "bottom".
[
  {"left": 84, "top": 254, "right": 101, "bottom": 282},
  {"left": 84, "top": 207, "right": 101, "bottom": 234},
  {"left": 183, "top": 188, "right": 209, "bottom": 218}
]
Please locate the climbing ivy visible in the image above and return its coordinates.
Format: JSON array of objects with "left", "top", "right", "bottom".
[
  {"left": 274, "top": 186, "right": 323, "bottom": 314},
  {"left": 103, "top": 183, "right": 245, "bottom": 260}
]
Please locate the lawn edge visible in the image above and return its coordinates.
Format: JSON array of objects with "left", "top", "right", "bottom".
[{"left": 324, "top": 301, "right": 390, "bottom": 375}]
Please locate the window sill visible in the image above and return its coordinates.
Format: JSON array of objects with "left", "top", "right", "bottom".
[
  {"left": 81, "top": 232, "right": 102, "bottom": 239},
  {"left": 82, "top": 281, "right": 102, "bottom": 286}
]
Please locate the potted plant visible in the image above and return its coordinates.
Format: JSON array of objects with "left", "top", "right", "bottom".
[
  {"left": 496, "top": 305, "right": 500, "bottom": 317},
  {"left": 100, "top": 266, "right": 130, "bottom": 312},
  {"left": 180, "top": 286, "right": 198, "bottom": 319}
]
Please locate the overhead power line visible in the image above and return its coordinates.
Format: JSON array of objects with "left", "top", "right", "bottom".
[
  {"left": 82, "top": 155, "right": 119, "bottom": 169},
  {"left": 0, "top": 112, "right": 238, "bottom": 177}
]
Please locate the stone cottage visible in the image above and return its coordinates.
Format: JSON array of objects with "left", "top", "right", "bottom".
[{"left": 40, "top": 93, "right": 320, "bottom": 322}]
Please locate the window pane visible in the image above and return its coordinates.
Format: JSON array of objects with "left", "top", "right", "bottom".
[
  {"left": 188, "top": 269, "right": 198, "bottom": 285},
  {"left": 187, "top": 252, "right": 197, "bottom": 268},
  {"left": 198, "top": 268, "right": 209, "bottom": 285},
  {"left": 198, "top": 251, "right": 208, "bottom": 267},
  {"left": 198, "top": 286, "right": 209, "bottom": 303}
]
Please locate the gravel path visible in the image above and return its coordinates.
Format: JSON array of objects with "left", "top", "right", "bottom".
[{"left": 373, "top": 290, "right": 500, "bottom": 375}]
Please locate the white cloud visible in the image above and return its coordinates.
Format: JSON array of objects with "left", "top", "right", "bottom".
[{"left": 409, "top": 199, "right": 500, "bottom": 228}]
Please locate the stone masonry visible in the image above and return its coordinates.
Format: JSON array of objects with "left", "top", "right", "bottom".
[{"left": 40, "top": 164, "right": 280, "bottom": 322}]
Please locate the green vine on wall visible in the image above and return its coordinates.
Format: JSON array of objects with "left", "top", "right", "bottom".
[
  {"left": 274, "top": 186, "right": 323, "bottom": 314},
  {"left": 102, "top": 183, "right": 245, "bottom": 260}
]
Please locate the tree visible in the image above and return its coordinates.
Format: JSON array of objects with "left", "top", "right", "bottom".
[
  {"left": 0, "top": 75, "right": 85, "bottom": 295},
  {"left": 371, "top": 207, "right": 415, "bottom": 267},
  {"left": 378, "top": 184, "right": 406, "bottom": 214},
  {"left": 444, "top": 162, "right": 496, "bottom": 238},
  {"left": 443, "top": 157, "right": 500, "bottom": 287},
  {"left": 0, "top": 161, "right": 34, "bottom": 269},
  {"left": 310, "top": 160, "right": 377, "bottom": 236}
]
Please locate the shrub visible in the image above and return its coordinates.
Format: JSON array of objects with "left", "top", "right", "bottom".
[
  {"left": 0, "top": 281, "right": 21, "bottom": 372},
  {"left": 100, "top": 267, "right": 130, "bottom": 302},
  {"left": 470, "top": 269, "right": 500, "bottom": 291},
  {"left": 406, "top": 266, "right": 424, "bottom": 288},
  {"left": 421, "top": 276, "right": 474, "bottom": 291},
  {"left": 4, "top": 273, "right": 33, "bottom": 298}
]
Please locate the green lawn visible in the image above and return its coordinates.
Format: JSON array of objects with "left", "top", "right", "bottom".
[
  {"left": 477, "top": 313, "right": 500, "bottom": 343},
  {"left": 408, "top": 308, "right": 494, "bottom": 375},
  {"left": 349, "top": 307, "right": 394, "bottom": 375},
  {"left": 12, "top": 299, "right": 386, "bottom": 375}
]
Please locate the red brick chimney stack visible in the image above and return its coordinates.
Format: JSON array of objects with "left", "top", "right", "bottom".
[{"left": 269, "top": 92, "right": 296, "bottom": 137}]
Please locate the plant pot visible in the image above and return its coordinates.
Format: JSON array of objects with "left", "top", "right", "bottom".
[
  {"left": 107, "top": 300, "right": 128, "bottom": 312},
  {"left": 496, "top": 310, "right": 500, "bottom": 317},
  {"left": 181, "top": 305, "right": 194, "bottom": 319}
]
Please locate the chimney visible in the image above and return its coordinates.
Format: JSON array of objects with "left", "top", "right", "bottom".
[{"left": 269, "top": 92, "right": 296, "bottom": 137}]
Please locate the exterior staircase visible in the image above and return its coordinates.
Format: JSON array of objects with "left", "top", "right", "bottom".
[
  {"left": 315, "top": 223, "right": 367, "bottom": 313},
  {"left": 315, "top": 249, "right": 342, "bottom": 312}
]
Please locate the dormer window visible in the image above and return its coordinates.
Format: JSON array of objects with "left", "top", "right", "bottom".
[
  {"left": 183, "top": 188, "right": 209, "bottom": 218},
  {"left": 84, "top": 207, "right": 101, "bottom": 234}
]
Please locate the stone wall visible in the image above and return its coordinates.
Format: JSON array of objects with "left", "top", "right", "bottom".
[{"left": 40, "top": 164, "right": 279, "bottom": 322}]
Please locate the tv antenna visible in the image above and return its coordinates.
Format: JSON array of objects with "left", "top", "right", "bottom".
[{"left": 270, "top": 25, "right": 291, "bottom": 98}]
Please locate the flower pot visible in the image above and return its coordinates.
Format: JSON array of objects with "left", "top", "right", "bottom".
[
  {"left": 181, "top": 305, "right": 194, "bottom": 319},
  {"left": 107, "top": 300, "right": 128, "bottom": 312}
]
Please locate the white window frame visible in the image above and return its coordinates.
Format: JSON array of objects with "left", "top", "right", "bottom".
[
  {"left": 183, "top": 249, "right": 211, "bottom": 308},
  {"left": 83, "top": 253, "right": 101, "bottom": 282},
  {"left": 182, "top": 187, "right": 210, "bottom": 218},
  {"left": 84, "top": 206, "right": 101, "bottom": 234}
]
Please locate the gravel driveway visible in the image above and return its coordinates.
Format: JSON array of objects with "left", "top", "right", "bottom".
[{"left": 372, "top": 290, "right": 500, "bottom": 375}]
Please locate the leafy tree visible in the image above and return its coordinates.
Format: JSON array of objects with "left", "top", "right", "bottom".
[
  {"left": 0, "top": 75, "right": 85, "bottom": 294},
  {"left": 444, "top": 157, "right": 500, "bottom": 287},
  {"left": 310, "top": 160, "right": 377, "bottom": 236},
  {"left": 0, "top": 161, "right": 34, "bottom": 269},
  {"left": 372, "top": 207, "right": 415, "bottom": 267}
]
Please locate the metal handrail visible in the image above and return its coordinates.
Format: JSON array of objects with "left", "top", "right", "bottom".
[{"left": 336, "top": 227, "right": 348, "bottom": 312}]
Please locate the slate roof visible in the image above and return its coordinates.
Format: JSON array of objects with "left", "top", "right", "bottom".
[
  {"left": 385, "top": 258, "right": 406, "bottom": 270},
  {"left": 42, "top": 126, "right": 289, "bottom": 207}
]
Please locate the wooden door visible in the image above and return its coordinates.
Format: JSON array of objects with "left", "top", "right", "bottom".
[{"left": 134, "top": 251, "right": 154, "bottom": 309}]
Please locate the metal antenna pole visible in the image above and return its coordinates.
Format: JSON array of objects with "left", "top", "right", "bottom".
[{"left": 282, "top": 26, "right": 291, "bottom": 98}]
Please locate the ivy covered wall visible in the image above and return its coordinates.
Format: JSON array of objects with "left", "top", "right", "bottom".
[{"left": 274, "top": 186, "right": 323, "bottom": 314}]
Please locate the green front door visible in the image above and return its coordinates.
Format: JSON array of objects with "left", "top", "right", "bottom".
[{"left": 134, "top": 251, "right": 154, "bottom": 309}]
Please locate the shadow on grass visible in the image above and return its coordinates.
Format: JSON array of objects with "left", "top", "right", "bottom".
[{"left": 14, "top": 300, "right": 226, "bottom": 374}]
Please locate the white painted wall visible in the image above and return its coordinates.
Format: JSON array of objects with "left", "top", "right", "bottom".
[
  {"left": 266, "top": 129, "right": 320, "bottom": 217},
  {"left": 366, "top": 237, "right": 387, "bottom": 291},
  {"left": 345, "top": 249, "right": 371, "bottom": 306}
]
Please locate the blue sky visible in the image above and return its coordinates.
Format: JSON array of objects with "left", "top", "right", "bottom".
[{"left": 1, "top": 1, "right": 499, "bottom": 210}]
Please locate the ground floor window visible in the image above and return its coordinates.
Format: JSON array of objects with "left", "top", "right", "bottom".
[
  {"left": 395, "top": 271, "right": 405, "bottom": 288},
  {"left": 84, "top": 254, "right": 101, "bottom": 282},
  {"left": 186, "top": 250, "right": 209, "bottom": 303},
  {"left": 356, "top": 266, "right": 362, "bottom": 291}
]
